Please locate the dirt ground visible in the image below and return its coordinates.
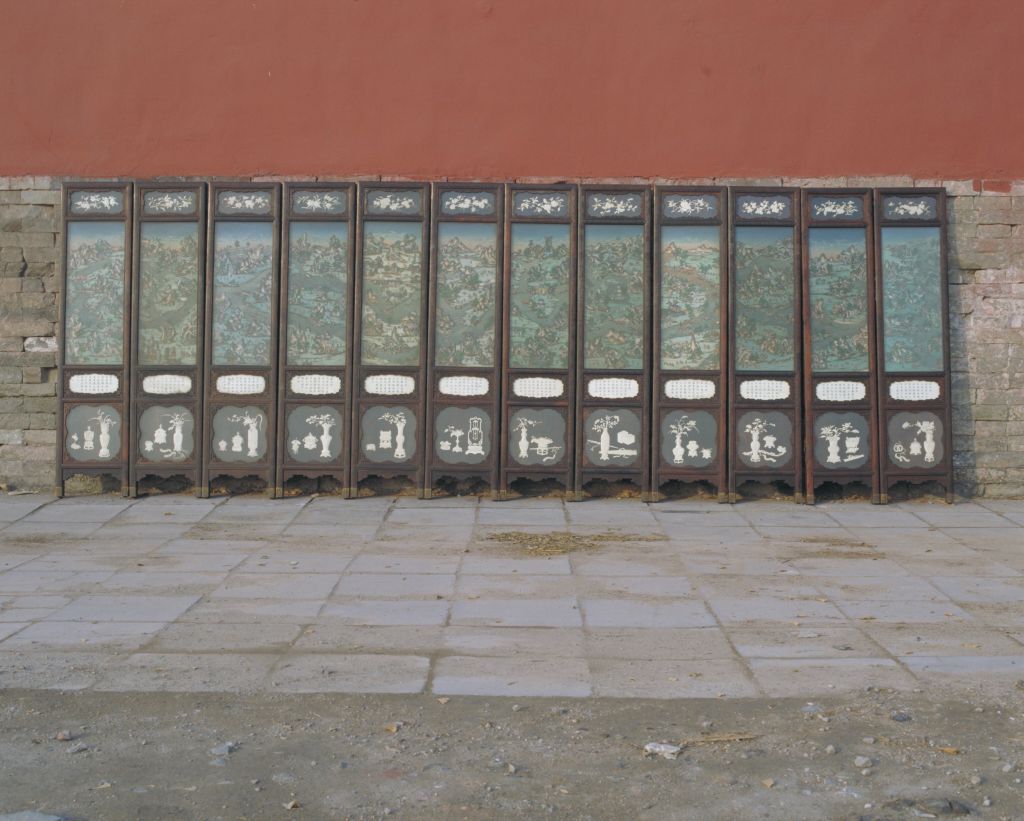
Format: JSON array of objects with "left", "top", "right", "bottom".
[{"left": 2, "top": 688, "right": 1024, "bottom": 820}]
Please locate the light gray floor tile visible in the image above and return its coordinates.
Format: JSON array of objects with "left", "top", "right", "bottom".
[
  {"left": 320, "top": 599, "right": 450, "bottom": 626},
  {"left": 347, "top": 555, "right": 460, "bottom": 574},
  {"left": 748, "top": 657, "right": 917, "bottom": 696},
  {"left": 179, "top": 598, "right": 325, "bottom": 623},
  {"left": 576, "top": 576, "right": 694, "bottom": 598},
  {"left": 0, "top": 570, "right": 115, "bottom": 594},
  {"left": 590, "top": 658, "right": 758, "bottom": 698},
  {"left": 456, "top": 574, "right": 574, "bottom": 598},
  {"left": 443, "top": 626, "right": 585, "bottom": 657},
  {"left": 4, "top": 620, "right": 166, "bottom": 651},
  {"left": 335, "top": 572, "right": 455, "bottom": 598},
  {"left": 460, "top": 556, "right": 572, "bottom": 575},
  {"left": 147, "top": 621, "right": 303, "bottom": 652},
  {"left": 900, "top": 655, "right": 1024, "bottom": 677},
  {"left": 208, "top": 573, "right": 340, "bottom": 599},
  {"left": 581, "top": 598, "right": 714, "bottom": 628},
  {"left": 294, "top": 624, "right": 444, "bottom": 654},
  {"left": 707, "top": 596, "right": 847, "bottom": 625},
  {"left": 835, "top": 600, "right": 976, "bottom": 624},
  {"left": 451, "top": 598, "right": 581, "bottom": 628},
  {"left": 728, "top": 626, "right": 883, "bottom": 659},
  {"left": 584, "top": 627, "right": 734, "bottom": 660},
  {"left": 98, "top": 571, "right": 228, "bottom": 592},
  {"left": 46, "top": 594, "right": 200, "bottom": 622},
  {"left": 0, "top": 622, "right": 29, "bottom": 641},
  {"left": 862, "top": 623, "right": 1024, "bottom": 657},
  {"left": 477, "top": 507, "right": 565, "bottom": 526},
  {"left": 93, "top": 652, "right": 278, "bottom": 692},
  {"left": 270, "top": 653, "right": 429, "bottom": 694},
  {"left": 236, "top": 552, "right": 354, "bottom": 574},
  {"left": 908, "top": 504, "right": 1015, "bottom": 528},
  {"left": 433, "top": 655, "right": 591, "bottom": 697}
]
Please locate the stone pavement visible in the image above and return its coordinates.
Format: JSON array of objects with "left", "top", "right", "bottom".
[{"left": 1, "top": 493, "right": 1023, "bottom": 699}]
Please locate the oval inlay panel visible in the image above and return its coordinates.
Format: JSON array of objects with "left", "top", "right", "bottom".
[
  {"left": 512, "top": 377, "right": 564, "bottom": 399},
  {"left": 664, "top": 379, "right": 716, "bottom": 400},
  {"left": 216, "top": 374, "right": 266, "bottom": 395},
  {"left": 588, "top": 378, "right": 639, "bottom": 399},
  {"left": 816, "top": 381, "right": 866, "bottom": 402},
  {"left": 889, "top": 380, "right": 940, "bottom": 401},
  {"left": 291, "top": 374, "right": 342, "bottom": 396},
  {"left": 69, "top": 374, "right": 118, "bottom": 394},
  {"left": 142, "top": 374, "right": 192, "bottom": 395},
  {"left": 439, "top": 376, "right": 489, "bottom": 397},
  {"left": 739, "top": 379, "right": 790, "bottom": 401},
  {"left": 364, "top": 374, "right": 415, "bottom": 395}
]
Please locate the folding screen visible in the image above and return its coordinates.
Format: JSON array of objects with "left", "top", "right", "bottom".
[
  {"left": 576, "top": 186, "right": 651, "bottom": 498},
  {"left": 424, "top": 184, "right": 503, "bottom": 496},
  {"left": 275, "top": 183, "right": 355, "bottom": 496},
  {"left": 651, "top": 187, "right": 728, "bottom": 500},
  {"left": 201, "top": 183, "right": 281, "bottom": 495},
  {"left": 351, "top": 183, "right": 430, "bottom": 494},
  {"left": 728, "top": 188, "right": 803, "bottom": 501},
  {"left": 500, "top": 185, "right": 578, "bottom": 497},
  {"left": 129, "top": 183, "right": 207, "bottom": 496},
  {"left": 57, "top": 183, "right": 133, "bottom": 495},
  {"left": 801, "top": 190, "right": 878, "bottom": 502},
  {"left": 875, "top": 189, "right": 954, "bottom": 502}
]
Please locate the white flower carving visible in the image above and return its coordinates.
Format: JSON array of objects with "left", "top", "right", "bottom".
[
  {"left": 813, "top": 199, "right": 859, "bottom": 217},
  {"left": 219, "top": 192, "right": 271, "bottom": 213},
  {"left": 73, "top": 193, "right": 121, "bottom": 212},
  {"left": 740, "top": 198, "right": 789, "bottom": 216},
  {"left": 370, "top": 192, "right": 416, "bottom": 212},
  {"left": 665, "top": 196, "right": 714, "bottom": 216},
  {"left": 145, "top": 192, "right": 195, "bottom": 213},
  {"left": 887, "top": 199, "right": 933, "bottom": 217},
  {"left": 294, "top": 191, "right": 345, "bottom": 212},
  {"left": 589, "top": 194, "right": 640, "bottom": 216},
  {"left": 517, "top": 194, "right": 567, "bottom": 215},
  {"left": 444, "top": 193, "right": 493, "bottom": 213}
]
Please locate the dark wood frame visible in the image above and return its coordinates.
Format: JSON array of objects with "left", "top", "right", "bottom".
[
  {"left": 275, "top": 182, "right": 357, "bottom": 497},
  {"left": 56, "top": 182, "right": 134, "bottom": 496},
  {"left": 424, "top": 183, "right": 504, "bottom": 498},
  {"left": 128, "top": 182, "right": 207, "bottom": 497},
  {"left": 874, "top": 188, "right": 954, "bottom": 503},
  {"left": 651, "top": 186, "right": 729, "bottom": 502},
  {"left": 801, "top": 189, "right": 880, "bottom": 503},
  {"left": 727, "top": 187, "right": 804, "bottom": 503},
  {"left": 499, "top": 184, "right": 578, "bottom": 498},
  {"left": 200, "top": 182, "right": 282, "bottom": 497},
  {"left": 350, "top": 182, "right": 431, "bottom": 496},
  {"left": 575, "top": 185, "right": 652, "bottom": 500}
]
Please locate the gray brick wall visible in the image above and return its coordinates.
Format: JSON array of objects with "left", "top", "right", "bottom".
[
  {"left": 0, "top": 176, "right": 60, "bottom": 492},
  {"left": 0, "top": 176, "right": 1020, "bottom": 497}
]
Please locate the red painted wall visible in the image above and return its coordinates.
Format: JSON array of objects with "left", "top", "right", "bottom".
[{"left": 2, "top": 0, "right": 1022, "bottom": 180}]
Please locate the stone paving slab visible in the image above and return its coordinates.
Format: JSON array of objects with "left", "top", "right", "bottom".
[{"left": 0, "top": 494, "right": 1023, "bottom": 698}]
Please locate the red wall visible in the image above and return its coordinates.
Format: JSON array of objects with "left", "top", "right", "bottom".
[{"left": 3, "top": 0, "right": 1022, "bottom": 180}]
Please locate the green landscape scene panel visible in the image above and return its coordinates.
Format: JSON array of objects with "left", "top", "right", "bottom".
[
  {"left": 212, "top": 222, "right": 274, "bottom": 366},
  {"left": 660, "top": 226, "right": 720, "bottom": 371},
  {"left": 584, "top": 225, "right": 644, "bottom": 370},
  {"left": 287, "top": 222, "right": 348, "bottom": 367},
  {"left": 808, "top": 227, "right": 869, "bottom": 372},
  {"left": 138, "top": 222, "right": 199, "bottom": 366},
  {"left": 435, "top": 222, "right": 497, "bottom": 367},
  {"left": 882, "top": 227, "right": 943, "bottom": 372},
  {"left": 64, "top": 222, "right": 125, "bottom": 365},
  {"left": 734, "top": 226, "right": 795, "bottom": 371},
  {"left": 360, "top": 222, "right": 423, "bottom": 366},
  {"left": 509, "top": 224, "right": 570, "bottom": 369}
]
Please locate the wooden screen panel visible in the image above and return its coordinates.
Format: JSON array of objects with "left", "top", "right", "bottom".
[
  {"left": 351, "top": 183, "right": 430, "bottom": 495},
  {"left": 651, "top": 187, "right": 728, "bottom": 501},
  {"left": 129, "top": 183, "right": 206, "bottom": 496},
  {"left": 801, "top": 190, "right": 879, "bottom": 503},
  {"left": 201, "top": 183, "right": 281, "bottom": 496},
  {"left": 728, "top": 188, "right": 803, "bottom": 502},
  {"left": 276, "top": 183, "right": 355, "bottom": 496},
  {"left": 576, "top": 186, "right": 651, "bottom": 499},
  {"left": 874, "top": 188, "right": 954, "bottom": 503},
  {"left": 425, "top": 184, "right": 503, "bottom": 497},
  {"left": 499, "top": 185, "right": 578, "bottom": 497},
  {"left": 57, "top": 183, "right": 133, "bottom": 496}
]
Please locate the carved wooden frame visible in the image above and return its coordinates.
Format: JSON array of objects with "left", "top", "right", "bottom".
[
  {"left": 200, "top": 182, "right": 281, "bottom": 497},
  {"left": 128, "top": 182, "right": 207, "bottom": 496},
  {"left": 275, "top": 182, "right": 356, "bottom": 496},
  {"left": 800, "top": 189, "right": 879, "bottom": 503},
  {"left": 575, "top": 184, "right": 652, "bottom": 500},
  {"left": 424, "top": 183, "right": 504, "bottom": 498},
  {"left": 499, "top": 184, "right": 578, "bottom": 498},
  {"left": 56, "top": 182, "right": 134, "bottom": 496},
  {"left": 728, "top": 187, "right": 804, "bottom": 502},
  {"left": 651, "top": 186, "right": 729, "bottom": 501},
  {"left": 350, "top": 182, "right": 431, "bottom": 495},
  {"left": 874, "top": 188, "right": 954, "bottom": 503}
]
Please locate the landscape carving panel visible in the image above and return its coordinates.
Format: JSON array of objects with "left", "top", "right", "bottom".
[
  {"left": 211, "top": 223, "right": 274, "bottom": 367},
  {"left": 138, "top": 222, "right": 200, "bottom": 366},
  {"left": 733, "top": 227, "right": 795, "bottom": 372},
  {"left": 660, "top": 226, "right": 720, "bottom": 371},
  {"left": 360, "top": 223, "right": 423, "bottom": 366},
  {"left": 64, "top": 222, "right": 125, "bottom": 366},
  {"left": 435, "top": 223, "right": 497, "bottom": 368},
  {"left": 509, "top": 224, "right": 570, "bottom": 370},
  {"left": 808, "top": 227, "right": 869, "bottom": 372},
  {"left": 287, "top": 222, "right": 348, "bottom": 367},
  {"left": 881, "top": 227, "right": 943, "bottom": 372},
  {"left": 584, "top": 225, "right": 644, "bottom": 370}
]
